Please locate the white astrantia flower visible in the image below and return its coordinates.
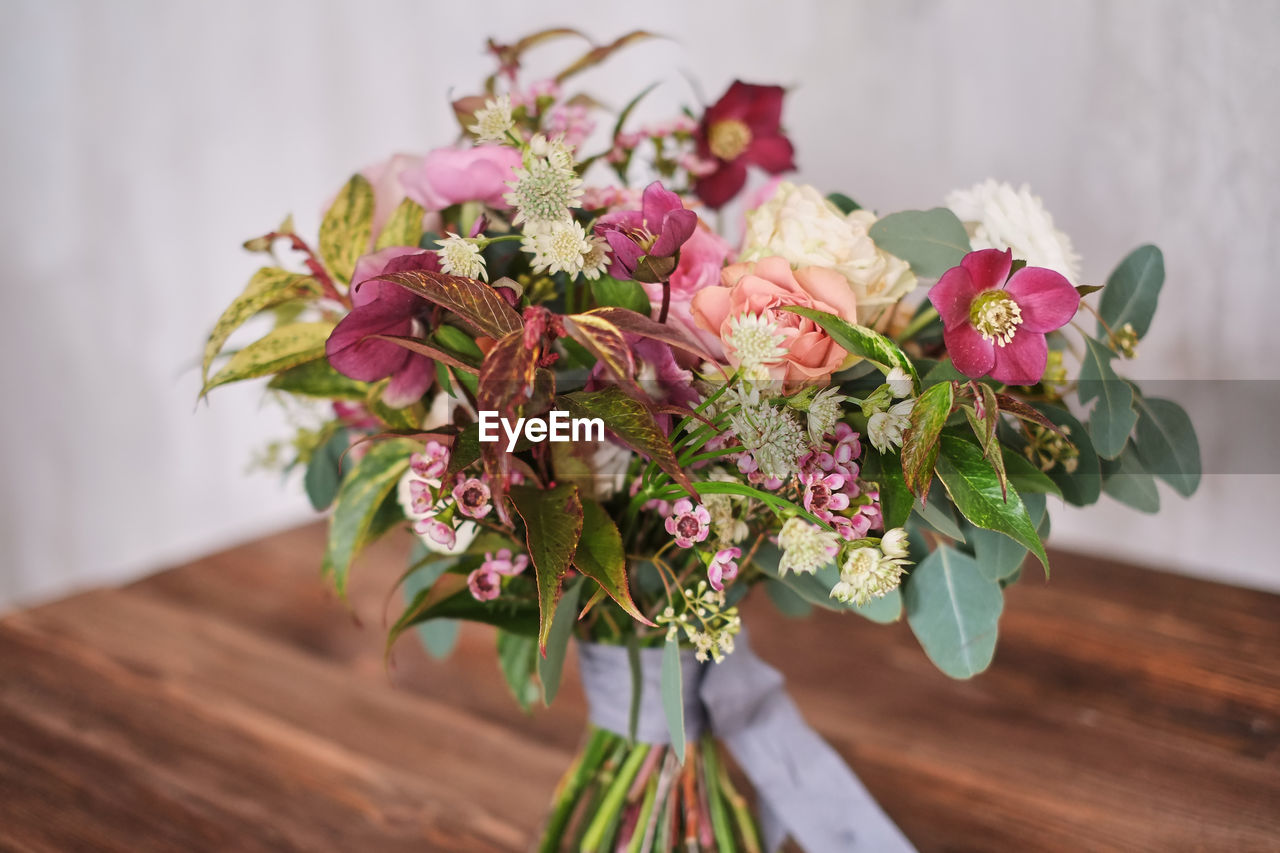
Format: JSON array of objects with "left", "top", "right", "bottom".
[
  {"left": 777, "top": 517, "right": 841, "bottom": 575},
  {"left": 529, "top": 133, "right": 576, "bottom": 171},
  {"left": 580, "top": 233, "right": 611, "bottom": 280},
  {"left": 725, "top": 313, "right": 787, "bottom": 380},
  {"left": 505, "top": 155, "right": 584, "bottom": 226},
  {"left": 437, "top": 233, "right": 487, "bottom": 281},
  {"left": 831, "top": 545, "right": 905, "bottom": 606},
  {"left": 742, "top": 181, "right": 917, "bottom": 321},
  {"left": 885, "top": 367, "right": 913, "bottom": 399},
  {"left": 880, "top": 527, "right": 910, "bottom": 559},
  {"left": 468, "top": 94, "right": 514, "bottom": 143},
  {"left": 946, "top": 179, "right": 1082, "bottom": 283},
  {"left": 526, "top": 219, "right": 591, "bottom": 276},
  {"left": 728, "top": 398, "right": 808, "bottom": 481},
  {"left": 705, "top": 468, "right": 750, "bottom": 546},
  {"left": 806, "top": 386, "right": 847, "bottom": 444},
  {"left": 868, "top": 398, "right": 914, "bottom": 454}
]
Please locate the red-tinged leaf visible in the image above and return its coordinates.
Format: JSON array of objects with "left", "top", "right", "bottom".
[
  {"left": 964, "top": 384, "right": 1008, "bottom": 500},
  {"left": 561, "top": 388, "right": 699, "bottom": 500},
  {"left": 478, "top": 331, "right": 539, "bottom": 419},
  {"left": 554, "top": 31, "right": 661, "bottom": 83},
  {"left": 585, "top": 306, "right": 719, "bottom": 366},
  {"left": 508, "top": 483, "right": 584, "bottom": 652},
  {"left": 995, "top": 393, "right": 1065, "bottom": 435},
  {"left": 563, "top": 313, "right": 638, "bottom": 389},
  {"left": 377, "top": 269, "right": 523, "bottom": 340},
  {"left": 574, "top": 499, "right": 654, "bottom": 626},
  {"left": 369, "top": 334, "right": 480, "bottom": 374},
  {"left": 902, "top": 380, "right": 954, "bottom": 498}
]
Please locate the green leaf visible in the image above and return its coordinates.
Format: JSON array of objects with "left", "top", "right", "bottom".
[
  {"left": 403, "top": 542, "right": 460, "bottom": 659},
  {"left": 1030, "top": 403, "right": 1102, "bottom": 507},
  {"left": 319, "top": 174, "right": 375, "bottom": 284},
  {"left": 538, "top": 577, "right": 582, "bottom": 706},
  {"left": 268, "top": 359, "right": 368, "bottom": 400},
  {"left": 969, "top": 521, "right": 1028, "bottom": 582},
  {"left": 1078, "top": 336, "right": 1138, "bottom": 459},
  {"left": 508, "top": 483, "right": 585, "bottom": 652},
  {"left": 863, "top": 450, "right": 913, "bottom": 530},
  {"left": 322, "top": 438, "right": 416, "bottom": 594},
  {"left": 202, "top": 267, "right": 318, "bottom": 387},
  {"left": 912, "top": 486, "right": 967, "bottom": 543},
  {"left": 763, "top": 577, "right": 813, "bottom": 618},
  {"left": 868, "top": 208, "right": 972, "bottom": 279},
  {"left": 497, "top": 630, "right": 542, "bottom": 712},
  {"left": 827, "top": 192, "right": 862, "bottom": 214},
  {"left": 589, "top": 275, "right": 651, "bottom": 314},
  {"left": 562, "top": 389, "right": 698, "bottom": 498},
  {"left": 935, "top": 434, "right": 1049, "bottom": 576},
  {"left": 390, "top": 571, "right": 539, "bottom": 650},
  {"left": 851, "top": 585, "right": 903, "bottom": 624},
  {"left": 1101, "top": 440, "right": 1161, "bottom": 513},
  {"left": 203, "top": 321, "right": 334, "bottom": 394},
  {"left": 374, "top": 197, "right": 426, "bottom": 251},
  {"left": 963, "top": 383, "right": 1007, "bottom": 498},
  {"left": 902, "top": 381, "right": 954, "bottom": 496},
  {"left": 1132, "top": 395, "right": 1201, "bottom": 497},
  {"left": 574, "top": 500, "right": 652, "bottom": 624},
  {"left": 1000, "top": 446, "right": 1063, "bottom": 498},
  {"left": 661, "top": 634, "right": 686, "bottom": 763},
  {"left": 1098, "top": 245, "right": 1163, "bottom": 339},
  {"left": 905, "top": 545, "right": 1004, "bottom": 679},
  {"left": 304, "top": 428, "right": 349, "bottom": 511},
  {"left": 779, "top": 306, "right": 919, "bottom": 388}
]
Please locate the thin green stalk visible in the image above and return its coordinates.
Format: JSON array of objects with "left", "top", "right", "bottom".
[
  {"left": 717, "top": 758, "right": 761, "bottom": 853},
  {"left": 895, "top": 304, "right": 939, "bottom": 343},
  {"left": 701, "top": 738, "right": 736, "bottom": 853},
  {"left": 580, "top": 743, "right": 653, "bottom": 851},
  {"left": 540, "top": 727, "right": 616, "bottom": 852},
  {"left": 627, "top": 773, "right": 660, "bottom": 853},
  {"left": 568, "top": 740, "right": 629, "bottom": 850}
]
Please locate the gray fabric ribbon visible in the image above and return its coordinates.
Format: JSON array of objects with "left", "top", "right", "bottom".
[{"left": 577, "top": 629, "right": 916, "bottom": 852}]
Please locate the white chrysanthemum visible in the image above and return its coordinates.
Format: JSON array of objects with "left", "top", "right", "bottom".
[
  {"left": 728, "top": 401, "right": 807, "bottom": 481},
  {"left": 831, "top": 546, "right": 905, "bottom": 606},
  {"left": 777, "top": 517, "right": 840, "bottom": 575},
  {"left": 867, "top": 398, "right": 914, "bottom": 454},
  {"left": 742, "top": 181, "right": 917, "bottom": 321},
  {"left": 468, "top": 94, "right": 514, "bottom": 143},
  {"left": 806, "top": 386, "right": 847, "bottom": 444},
  {"left": 725, "top": 313, "right": 787, "bottom": 379},
  {"left": 437, "top": 233, "right": 488, "bottom": 281},
  {"left": 505, "top": 156, "right": 584, "bottom": 226},
  {"left": 885, "top": 367, "right": 913, "bottom": 399},
  {"left": 526, "top": 219, "right": 591, "bottom": 276},
  {"left": 946, "top": 179, "right": 1082, "bottom": 283},
  {"left": 581, "top": 233, "right": 611, "bottom": 280}
]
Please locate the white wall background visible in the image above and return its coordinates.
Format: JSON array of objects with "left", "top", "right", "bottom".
[{"left": 2, "top": 0, "right": 1277, "bottom": 608}]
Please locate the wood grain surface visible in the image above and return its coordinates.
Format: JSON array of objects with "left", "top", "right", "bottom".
[{"left": 1, "top": 523, "right": 1276, "bottom": 852}]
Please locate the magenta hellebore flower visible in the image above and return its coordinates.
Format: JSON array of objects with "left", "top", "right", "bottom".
[
  {"left": 595, "top": 181, "right": 698, "bottom": 284},
  {"left": 326, "top": 247, "right": 440, "bottom": 407},
  {"left": 929, "top": 249, "right": 1080, "bottom": 386}
]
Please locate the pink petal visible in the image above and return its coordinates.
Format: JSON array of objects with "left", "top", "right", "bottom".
[
  {"left": 944, "top": 322, "right": 996, "bottom": 378},
  {"left": 929, "top": 266, "right": 982, "bottom": 331},
  {"left": 650, "top": 208, "right": 698, "bottom": 258},
  {"left": 326, "top": 302, "right": 413, "bottom": 381},
  {"left": 742, "top": 135, "right": 795, "bottom": 173},
  {"left": 738, "top": 84, "right": 786, "bottom": 133},
  {"left": 382, "top": 354, "right": 434, "bottom": 407},
  {"left": 961, "top": 248, "right": 1013, "bottom": 290},
  {"left": 990, "top": 331, "right": 1049, "bottom": 385},
  {"left": 690, "top": 286, "right": 733, "bottom": 336},
  {"left": 641, "top": 181, "right": 683, "bottom": 223},
  {"left": 1005, "top": 267, "right": 1080, "bottom": 333}
]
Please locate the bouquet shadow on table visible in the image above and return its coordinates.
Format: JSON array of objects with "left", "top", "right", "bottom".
[{"left": 200, "top": 29, "right": 1200, "bottom": 852}]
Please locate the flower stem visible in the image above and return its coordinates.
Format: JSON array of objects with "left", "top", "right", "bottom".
[
  {"left": 895, "top": 304, "right": 939, "bottom": 344},
  {"left": 579, "top": 742, "right": 652, "bottom": 850},
  {"left": 538, "top": 727, "right": 614, "bottom": 852}
]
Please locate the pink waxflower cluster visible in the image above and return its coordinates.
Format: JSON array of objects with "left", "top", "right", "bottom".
[
  {"left": 665, "top": 499, "right": 711, "bottom": 548},
  {"left": 798, "top": 423, "right": 882, "bottom": 540},
  {"left": 468, "top": 549, "right": 530, "bottom": 602}
]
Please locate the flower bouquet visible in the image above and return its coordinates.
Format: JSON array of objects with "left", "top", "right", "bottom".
[{"left": 200, "top": 29, "right": 1201, "bottom": 852}]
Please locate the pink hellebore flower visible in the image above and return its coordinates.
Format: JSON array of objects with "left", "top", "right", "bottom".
[
  {"left": 325, "top": 247, "right": 440, "bottom": 407},
  {"left": 707, "top": 547, "right": 741, "bottom": 592},
  {"left": 595, "top": 181, "right": 698, "bottom": 283},
  {"left": 929, "top": 249, "right": 1080, "bottom": 386},
  {"left": 467, "top": 567, "right": 502, "bottom": 602},
  {"left": 452, "top": 476, "right": 493, "bottom": 519},
  {"left": 664, "top": 499, "right": 711, "bottom": 549}
]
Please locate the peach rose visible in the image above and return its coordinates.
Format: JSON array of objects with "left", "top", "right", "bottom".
[{"left": 691, "top": 256, "right": 857, "bottom": 387}]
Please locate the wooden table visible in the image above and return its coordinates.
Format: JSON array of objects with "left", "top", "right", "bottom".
[{"left": 1, "top": 523, "right": 1276, "bottom": 852}]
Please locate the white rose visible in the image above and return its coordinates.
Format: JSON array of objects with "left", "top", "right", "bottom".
[{"left": 742, "top": 181, "right": 917, "bottom": 322}]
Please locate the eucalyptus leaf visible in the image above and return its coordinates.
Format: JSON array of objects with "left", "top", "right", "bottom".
[
  {"left": 912, "top": 481, "right": 967, "bottom": 543},
  {"left": 1101, "top": 440, "right": 1161, "bottom": 513},
  {"left": 1098, "top": 245, "right": 1163, "bottom": 339},
  {"left": 1079, "top": 336, "right": 1138, "bottom": 459},
  {"left": 1132, "top": 395, "right": 1201, "bottom": 497},
  {"left": 867, "top": 208, "right": 972, "bottom": 279},
  {"left": 970, "top": 522, "right": 1028, "bottom": 582},
  {"left": 661, "top": 634, "right": 686, "bottom": 763},
  {"left": 404, "top": 542, "right": 459, "bottom": 659},
  {"left": 763, "top": 577, "right": 813, "bottom": 618},
  {"left": 497, "top": 630, "right": 542, "bottom": 713},
  {"left": 827, "top": 192, "right": 861, "bottom": 214},
  {"left": 905, "top": 545, "right": 1004, "bottom": 679},
  {"left": 304, "top": 428, "right": 349, "bottom": 511}
]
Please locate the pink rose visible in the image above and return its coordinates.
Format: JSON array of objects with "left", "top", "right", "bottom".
[
  {"left": 691, "top": 256, "right": 858, "bottom": 387},
  {"left": 400, "top": 145, "right": 521, "bottom": 211}
]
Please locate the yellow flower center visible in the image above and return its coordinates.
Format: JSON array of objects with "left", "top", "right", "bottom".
[
  {"left": 970, "top": 290, "right": 1023, "bottom": 347},
  {"left": 708, "top": 119, "right": 753, "bottom": 161}
]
